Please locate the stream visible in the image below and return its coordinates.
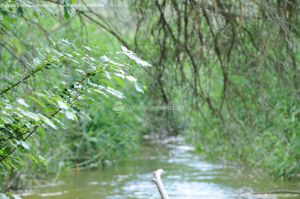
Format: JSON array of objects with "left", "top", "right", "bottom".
[{"left": 21, "top": 137, "right": 299, "bottom": 199}]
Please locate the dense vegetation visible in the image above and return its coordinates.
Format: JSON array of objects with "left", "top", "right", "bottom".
[
  {"left": 129, "top": 0, "right": 300, "bottom": 179},
  {"left": 0, "top": 0, "right": 299, "bottom": 197},
  {"left": 0, "top": 0, "right": 148, "bottom": 194}
]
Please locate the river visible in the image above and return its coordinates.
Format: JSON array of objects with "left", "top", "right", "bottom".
[{"left": 20, "top": 137, "right": 299, "bottom": 199}]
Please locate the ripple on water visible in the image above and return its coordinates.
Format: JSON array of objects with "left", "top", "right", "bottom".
[{"left": 19, "top": 137, "right": 300, "bottom": 199}]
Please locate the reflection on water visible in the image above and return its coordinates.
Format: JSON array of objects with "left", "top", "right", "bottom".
[{"left": 20, "top": 137, "right": 299, "bottom": 199}]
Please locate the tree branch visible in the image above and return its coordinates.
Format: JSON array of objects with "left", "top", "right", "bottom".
[{"left": 152, "top": 169, "right": 169, "bottom": 199}]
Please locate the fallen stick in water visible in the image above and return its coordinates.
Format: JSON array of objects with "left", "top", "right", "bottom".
[{"left": 152, "top": 169, "right": 169, "bottom": 199}]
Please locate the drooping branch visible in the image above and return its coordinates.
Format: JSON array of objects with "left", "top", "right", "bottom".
[{"left": 43, "top": 0, "right": 130, "bottom": 48}]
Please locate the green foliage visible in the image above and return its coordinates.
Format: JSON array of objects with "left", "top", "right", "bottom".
[
  {"left": 1, "top": 0, "right": 299, "bottom": 197},
  {"left": 130, "top": 0, "right": 300, "bottom": 178},
  {"left": 0, "top": 0, "right": 149, "bottom": 193},
  {"left": 67, "top": 95, "right": 142, "bottom": 167},
  {"left": 0, "top": 40, "right": 143, "bottom": 168}
]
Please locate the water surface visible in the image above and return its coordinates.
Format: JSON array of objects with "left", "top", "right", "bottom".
[{"left": 21, "top": 137, "right": 300, "bottom": 199}]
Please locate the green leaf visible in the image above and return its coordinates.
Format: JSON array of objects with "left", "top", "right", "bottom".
[
  {"left": 39, "top": 115, "right": 57, "bottom": 129},
  {"left": 135, "top": 82, "right": 144, "bottom": 93},
  {"left": 126, "top": 76, "right": 137, "bottom": 82},
  {"left": 113, "top": 76, "right": 126, "bottom": 87},
  {"left": 64, "top": 0, "right": 73, "bottom": 19},
  {"left": 106, "top": 87, "right": 125, "bottom": 99},
  {"left": 19, "top": 141, "right": 30, "bottom": 150},
  {"left": 65, "top": 110, "right": 76, "bottom": 121},
  {"left": 57, "top": 100, "right": 68, "bottom": 110},
  {"left": 17, "top": 7, "right": 24, "bottom": 16},
  {"left": 17, "top": 98, "right": 29, "bottom": 108},
  {"left": 121, "top": 46, "right": 151, "bottom": 67},
  {"left": 28, "top": 96, "right": 45, "bottom": 108}
]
